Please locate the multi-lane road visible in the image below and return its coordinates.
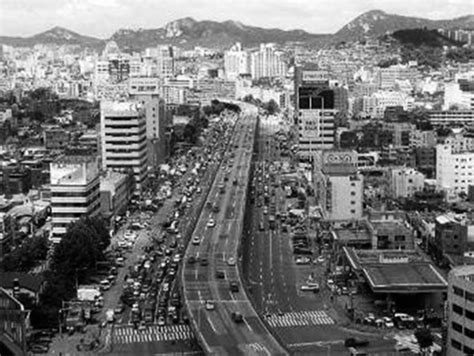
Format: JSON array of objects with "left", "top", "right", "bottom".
[{"left": 182, "top": 106, "right": 288, "bottom": 356}]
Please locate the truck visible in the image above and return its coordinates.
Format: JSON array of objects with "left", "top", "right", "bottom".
[{"left": 77, "top": 287, "right": 101, "bottom": 302}]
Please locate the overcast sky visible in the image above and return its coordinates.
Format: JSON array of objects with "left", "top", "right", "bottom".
[{"left": 0, "top": 0, "right": 472, "bottom": 38}]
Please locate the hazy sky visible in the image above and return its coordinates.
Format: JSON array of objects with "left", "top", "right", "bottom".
[{"left": 0, "top": 0, "right": 472, "bottom": 38}]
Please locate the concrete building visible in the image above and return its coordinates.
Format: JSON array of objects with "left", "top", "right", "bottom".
[
  {"left": 410, "top": 129, "right": 437, "bottom": 148},
  {"left": 129, "top": 77, "right": 168, "bottom": 166},
  {"left": 444, "top": 81, "right": 474, "bottom": 111},
  {"left": 100, "top": 171, "right": 133, "bottom": 227},
  {"left": 447, "top": 265, "right": 474, "bottom": 355},
  {"left": 433, "top": 214, "right": 474, "bottom": 266},
  {"left": 369, "top": 212, "right": 415, "bottom": 250},
  {"left": 100, "top": 100, "right": 149, "bottom": 192},
  {"left": 429, "top": 110, "right": 474, "bottom": 126},
  {"left": 250, "top": 43, "right": 286, "bottom": 80},
  {"left": 436, "top": 142, "right": 474, "bottom": 202},
  {"left": 50, "top": 153, "right": 101, "bottom": 241},
  {"left": 224, "top": 42, "right": 250, "bottom": 80},
  {"left": 378, "top": 64, "right": 418, "bottom": 90},
  {"left": 157, "top": 45, "right": 174, "bottom": 78},
  {"left": 314, "top": 150, "right": 363, "bottom": 221},
  {"left": 295, "top": 69, "right": 336, "bottom": 157},
  {"left": 361, "top": 91, "right": 413, "bottom": 119},
  {"left": 390, "top": 168, "right": 425, "bottom": 198}
]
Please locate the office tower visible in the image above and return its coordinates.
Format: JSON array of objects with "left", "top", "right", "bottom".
[
  {"left": 129, "top": 77, "right": 168, "bottom": 165},
  {"left": 50, "top": 153, "right": 101, "bottom": 241},
  {"left": 100, "top": 101, "right": 149, "bottom": 192},
  {"left": 295, "top": 68, "right": 336, "bottom": 158}
]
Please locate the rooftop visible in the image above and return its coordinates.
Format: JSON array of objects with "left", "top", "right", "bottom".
[{"left": 344, "top": 248, "right": 447, "bottom": 294}]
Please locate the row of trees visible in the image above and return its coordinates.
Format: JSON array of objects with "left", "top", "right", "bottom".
[
  {"left": 242, "top": 95, "right": 280, "bottom": 115},
  {"left": 31, "top": 216, "right": 110, "bottom": 328},
  {"left": 1, "top": 234, "right": 49, "bottom": 272}
]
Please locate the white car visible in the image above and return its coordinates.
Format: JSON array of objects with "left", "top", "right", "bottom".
[
  {"left": 205, "top": 300, "right": 215, "bottom": 311},
  {"left": 383, "top": 317, "right": 394, "bottom": 328},
  {"left": 295, "top": 256, "right": 311, "bottom": 265},
  {"left": 207, "top": 219, "right": 216, "bottom": 228},
  {"left": 300, "top": 284, "right": 319, "bottom": 292},
  {"left": 192, "top": 236, "right": 201, "bottom": 245},
  {"left": 227, "top": 257, "right": 236, "bottom": 266},
  {"left": 157, "top": 316, "right": 166, "bottom": 326},
  {"left": 124, "top": 231, "right": 136, "bottom": 241}
]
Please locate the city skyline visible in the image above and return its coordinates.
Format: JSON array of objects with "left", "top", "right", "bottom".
[{"left": 0, "top": 0, "right": 472, "bottom": 38}]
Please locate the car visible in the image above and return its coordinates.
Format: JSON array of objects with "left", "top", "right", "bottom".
[
  {"left": 344, "top": 338, "right": 370, "bottom": 348},
  {"left": 231, "top": 312, "right": 244, "bottom": 323},
  {"left": 138, "top": 320, "right": 147, "bottom": 331},
  {"left": 317, "top": 255, "right": 326, "bottom": 263},
  {"left": 295, "top": 256, "right": 311, "bottom": 265},
  {"left": 192, "top": 236, "right": 201, "bottom": 245},
  {"left": 200, "top": 258, "right": 209, "bottom": 266},
  {"left": 157, "top": 316, "right": 166, "bottom": 326},
  {"left": 30, "top": 344, "right": 49, "bottom": 354},
  {"left": 215, "top": 270, "right": 225, "bottom": 279},
  {"left": 207, "top": 219, "right": 216, "bottom": 228},
  {"left": 187, "top": 256, "right": 196, "bottom": 264},
  {"left": 114, "top": 302, "right": 124, "bottom": 314},
  {"left": 205, "top": 300, "right": 215, "bottom": 310},
  {"left": 300, "top": 284, "right": 319, "bottom": 292},
  {"left": 227, "top": 257, "right": 236, "bottom": 266},
  {"left": 229, "top": 282, "right": 239, "bottom": 293}
]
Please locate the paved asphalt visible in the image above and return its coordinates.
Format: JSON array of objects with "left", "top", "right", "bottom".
[
  {"left": 240, "top": 117, "right": 399, "bottom": 355},
  {"left": 182, "top": 105, "right": 288, "bottom": 356}
]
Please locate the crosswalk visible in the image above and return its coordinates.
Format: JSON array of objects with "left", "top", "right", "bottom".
[
  {"left": 113, "top": 324, "right": 194, "bottom": 344},
  {"left": 265, "top": 310, "right": 334, "bottom": 328},
  {"left": 244, "top": 342, "right": 269, "bottom": 355}
]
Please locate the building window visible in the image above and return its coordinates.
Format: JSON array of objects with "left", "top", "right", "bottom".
[
  {"left": 466, "top": 309, "right": 474, "bottom": 320},
  {"left": 451, "top": 338, "right": 462, "bottom": 350},
  {"left": 453, "top": 303, "right": 464, "bottom": 316},
  {"left": 466, "top": 327, "right": 474, "bottom": 339},
  {"left": 454, "top": 286, "right": 464, "bottom": 297},
  {"left": 465, "top": 345, "right": 474, "bottom": 355},
  {"left": 452, "top": 321, "right": 463, "bottom": 333}
]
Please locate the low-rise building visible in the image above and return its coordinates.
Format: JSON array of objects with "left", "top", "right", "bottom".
[
  {"left": 390, "top": 168, "right": 425, "bottom": 198},
  {"left": 100, "top": 171, "right": 133, "bottom": 227}
]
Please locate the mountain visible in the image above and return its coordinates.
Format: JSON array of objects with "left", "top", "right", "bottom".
[
  {"left": 109, "top": 17, "right": 328, "bottom": 51},
  {"left": 391, "top": 28, "right": 464, "bottom": 47},
  {"left": 334, "top": 10, "right": 474, "bottom": 43},
  {"left": 0, "top": 26, "right": 103, "bottom": 48}
]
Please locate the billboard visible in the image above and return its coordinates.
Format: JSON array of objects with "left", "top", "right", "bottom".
[{"left": 302, "top": 70, "right": 329, "bottom": 82}]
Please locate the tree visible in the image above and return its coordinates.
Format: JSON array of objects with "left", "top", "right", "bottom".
[
  {"left": 414, "top": 328, "right": 434, "bottom": 353},
  {"left": 264, "top": 99, "right": 279, "bottom": 115}
]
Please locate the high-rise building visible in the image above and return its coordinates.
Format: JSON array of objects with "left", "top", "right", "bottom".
[
  {"left": 224, "top": 42, "right": 250, "bottom": 80},
  {"left": 157, "top": 45, "right": 174, "bottom": 78},
  {"left": 108, "top": 55, "right": 130, "bottom": 84},
  {"left": 250, "top": 43, "right": 286, "bottom": 80},
  {"left": 129, "top": 77, "right": 168, "bottom": 166},
  {"left": 100, "top": 101, "right": 149, "bottom": 192},
  {"left": 313, "top": 150, "right": 363, "bottom": 221},
  {"left": 295, "top": 68, "right": 336, "bottom": 157},
  {"left": 50, "top": 153, "right": 101, "bottom": 241},
  {"left": 447, "top": 265, "right": 474, "bottom": 355}
]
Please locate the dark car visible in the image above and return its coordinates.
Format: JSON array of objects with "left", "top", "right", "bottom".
[
  {"left": 344, "top": 338, "right": 370, "bottom": 348},
  {"left": 187, "top": 256, "right": 196, "bottom": 264},
  {"left": 231, "top": 312, "right": 244, "bottom": 323},
  {"left": 200, "top": 258, "right": 209, "bottom": 266},
  {"left": 215, "top": 270, "right": 225, "bottom": 279}
]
